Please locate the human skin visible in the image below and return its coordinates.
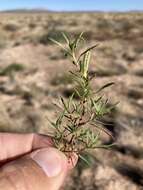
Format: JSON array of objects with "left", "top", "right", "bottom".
[{"left": 0, "top": 133, "right": 78, "bottom": 190}]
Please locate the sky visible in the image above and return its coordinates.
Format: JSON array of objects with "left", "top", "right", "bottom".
[{"left": 0, "top": 0, "right": 143, "bottom": 12}]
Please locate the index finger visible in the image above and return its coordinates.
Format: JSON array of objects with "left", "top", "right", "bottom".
[{"left": 0, "top": 133, "right": 53, "bottom": 164}]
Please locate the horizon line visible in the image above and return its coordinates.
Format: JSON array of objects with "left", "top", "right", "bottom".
[{"left": 0, "top": 7, "right": 143, "bottom": 13}]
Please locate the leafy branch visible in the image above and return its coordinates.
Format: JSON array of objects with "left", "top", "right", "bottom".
[{"left": 49, "top": 32, "right": 117, "bottom": 164}]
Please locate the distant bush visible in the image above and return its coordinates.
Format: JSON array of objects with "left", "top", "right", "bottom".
[
  {"left": 28, "top": 22, "right": 36, "bottom": 29},
  {"left": 3, "top": 23, "right": 19, "bottom": 32},
  {"left": 0, "top": 63, "right": 25, "bottom": 76},
  {"left": 134, "top": 70, "right": 143, "bottom": 77},
  {"left": 89, "top": 67, "right": 127, "bottom": 77},
  {"left": 128, "top": 88, "right": 143, "bottom": 100},
  {"left": 51, "top": 73, "right": 73, "bottom": 86},
  {"left": 38, "top": 29, "right": 68, "bottom": 45}
]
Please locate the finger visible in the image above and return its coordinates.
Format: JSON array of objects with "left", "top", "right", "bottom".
[
  {"left": 0, "top": 133, "right": 53, "bottom": 163},
  {"left": 0, "top": 147, "right": 78, "bottom": 190}
]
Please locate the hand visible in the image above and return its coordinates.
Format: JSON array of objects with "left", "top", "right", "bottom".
[{"left": 0, "top": 133, "right": 78, "bottom": 190}]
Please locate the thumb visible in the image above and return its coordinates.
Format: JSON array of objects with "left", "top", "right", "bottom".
[{"left": 0, "top": 147, "right": 78, "bottom": 190}]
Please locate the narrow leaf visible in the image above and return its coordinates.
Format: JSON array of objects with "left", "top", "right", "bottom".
[
  {"left": 60, "top": 97, "right": 69, "bottom": 112},
  {"left": 79, "top": 154, "right": 91, "bottom": 166},
  {"left": 95, "top": 82, "right": 115, "bottom": 93},
  {"left": 78, "top": 44, "right": 98, "bottom": 62},
  {"left": 46, "top": 117, "right": 58, "bottom": 129},
  {"left": 49, "top": 37, "right": 72, "bottom": 56},
  {"left": 74, "top": 32, "right": 84, "bottom": 48},
  {"left": 56, "top": 111, "right": 65, "bottom": 125},
  {"left": 82, "top": 51, "right": 91, "bottom": 78},
  {"left": 62, "top": 32, "right": 70, "bottom": 44},
  {"left": 68, "top": 93, "right": 75, "bottom": 109},
  {"left": 93, "top": 143, "right": 116, "bottom": 149}
]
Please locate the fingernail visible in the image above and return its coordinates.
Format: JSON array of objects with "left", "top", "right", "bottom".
[{"left": 31, "top": 148, "right": 62, "bottom": 177}]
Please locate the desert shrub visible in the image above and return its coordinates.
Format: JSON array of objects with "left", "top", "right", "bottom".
[
  {"left": 0, "top": 63, "right": 25, "bottom": 76},
  {"left": 49, "top": 49, "right": 67, "bottom": 60},
  {"left": 38, "top": 29, "right": 68, "bottom": 45},
  {"left": 13, "top": 41, "right": 22, "bottom": 47},
  {"left": 96, "top": 18, "right": 111, "bottom": 29},
  {"left": 128, "top": 88, "right": 143, "bottom": 100},
  {"left": 3, "top": 23, "right": 19, "bottom": 32},
  {"left": 62, "top": 87, "right": 75, "bottom": 98},
  {"left": 80, "top": 30, "right": 95, "bottom": 41},
  {"left": 118, "top": 20, "right": 133, "bottom": 32},
  {"left": 89, "top": 66, "right": 127, "bottom": 77},
  {"left": 28, "top": 22, "right": 37, "bottom": 29},
  {"left": 51, "top": 73, "right": 73, "bottom": 86},
  {"left": 68, "top": 20, "right": 78, "bottom": 26},
  {"left": 134, "top": 70, "right": 143, "bottom": 77}
]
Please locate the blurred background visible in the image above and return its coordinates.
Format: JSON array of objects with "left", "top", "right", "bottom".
[{"left": 0, "top": 0, "right": 143, "bottom": 189}]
